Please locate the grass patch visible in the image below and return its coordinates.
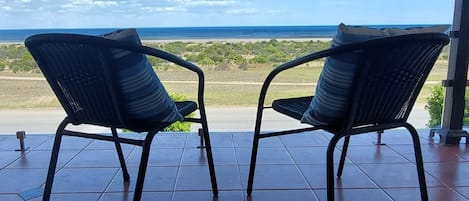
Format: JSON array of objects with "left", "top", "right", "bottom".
[{"left": 0, "top": 55, "right": 453, "bottom": 109}]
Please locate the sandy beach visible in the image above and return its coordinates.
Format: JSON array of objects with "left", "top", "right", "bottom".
[{"left": 141, "top": 37, "right": 332, "bottom": 44}]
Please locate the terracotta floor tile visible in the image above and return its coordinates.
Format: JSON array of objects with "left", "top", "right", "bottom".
[
  {"left": 0, "top": 168, "right": 47, "bottom": 193},
  {"left": 373, "top": 129, "right": 416, "bottom": 144},
  {"left": 247, "top": 190, "right": 318, "bottom": 201},
  {"left": 236, "top": 147, "right": 294, "bottom": 165},
  {"left": 233, "top": 134, "right": 284, "bottom": 148},
  {"left": 299, "top": 164, "right": 378, "bottom": 189},
  {"left": 0, "top": 151, "right": 25, "bottom": 168},
  {"left": 424, "top": 161, "right": 469, "bottom": 187},
  {"left": 29, "top": 193, "right": 101, "bottom": 201},
  {"left": 385, "top": 187, "right": 469, "bottom": 201},
  {"left": 65, "top": 149, "right": 132, "bottom": 168},
  {"left": 34, "top": 136, "right": 93, "bottom": 150},
  {"left": 0, "top": 135, "right": 51, "bottom": 151},
  {"left": 239, "top": 165, "right": 309, "bottom": 190},
  {"left": 6, "top": 149, "right": 79, "bottom": 169},
  {"left": 280, "top": 133, "right": 329, "bottom": 147},
  {"left": 389, "top": 143, "right": 465, "bottom": 163},
  {"left": 186, "top": 132, "right": 235, "bottom": 148},
  {"left": 106, "top": 166, "right": 178, "bottom": 192},
  {"left": 176, "top": 165, "right": 241, "bottom": 191},
  {"left": 152, "top": 134, "right": 187, "bottom": 148},
  {"left": 100, "top": 192, "right": 172, "bottom": 201},
  {"left": 287, "top": 146, "right": 349, "bottom": 164},
  {"left": 1, "top": 132, "right": 469, "bottom": 200},
  {"left": 86, "top": 138, "right": 137, "bottom": 150},
  {"left": 358, "top": 163, "right": 443, "bottom": 188},
  {"left": 0, "top": 194, "right": 25, "bottom": 201},
  {"left": 181, "top": 147, "right": 236, "bottom": 166},
  {"left": 314, "top": 188, "right": 392, "bottom": 201},
  {"left": 51, "top": 167, "right": 118, "bottom": 193},
  {"left": 346, "top": 145, "right": 408, "bottom": 164},
  {"left": 453, "top": 144, "right": 469, "bottom": 161},
  {"left": 172, "top": 191, "right": 243, "bottom": 201},
  {"left": 455, "top": 187, "right": 469, "bottom": 200},
  {"left": 126, "top": 148, "right": 183, "bottom": 167},
  {"left": 324, "top": 133, "right": 377, "bottom": 146}
]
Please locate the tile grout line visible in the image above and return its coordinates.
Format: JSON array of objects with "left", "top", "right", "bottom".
[
  {"left": 170, "top": 133, "right": 189, "bottom": 201},
  {"left": 277, "top": 134, "right": 322, "bottom": 200},
  {"left": 98, "top": 133, "right": 140, "bottom": 201},
  {"left": 231, "top": 133, "right": 249, "bottom": 200}
]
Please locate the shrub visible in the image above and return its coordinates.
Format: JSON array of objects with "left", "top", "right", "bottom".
[
  {"left": 163, "top": 94, "right": 193, "bottom": 132},
  {"left": 122, "top": 93, "right": 193, "bottom": 132},
  {"left": 425, "top": 85, "right": 469, "bottom": 127},
  {"left": 425, "top": 85, "right": 444, "bottom": 127}
]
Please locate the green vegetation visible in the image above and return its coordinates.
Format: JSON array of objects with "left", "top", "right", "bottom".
[
  {"left": 0, "top": 44, "right": 38, "bottom": 73},
  {"left": 163, "top": 94, "right": 193, "bottom": 132},
  {"left": 147, "top": 39, "right": 329, "bottom": 71},
  {"left": 0, "top": 39, "right": 329, "bottom": 73},
  {"left": 121, "top": 93, "right": 193, "bottom": 132},
  {"left": 425, "top": 85, "right": 469, "bottom": 127},
  {"left": 0, "top": 40, "right": 451, "bottom": 110},
  {"left": 425, "top": 85, "right": 445, "bottom": 127}
]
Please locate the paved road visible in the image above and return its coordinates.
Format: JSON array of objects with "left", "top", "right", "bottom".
[{"left": 0, "top": 105, "right": 430, "bottom": 135}]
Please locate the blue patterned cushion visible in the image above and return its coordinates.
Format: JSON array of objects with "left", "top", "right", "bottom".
[
  {"left": 102, "top": 29, "right": 183, "bottom": 123},
  {"left": 301, "top": 23, "right": 449, "bottom": 126}
]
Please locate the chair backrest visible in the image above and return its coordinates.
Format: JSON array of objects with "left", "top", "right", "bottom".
[
  {"left": 345, "top": 33, "right": 449, "bottom": 128},
  {"left": 25, "top": 34, "right": 137, "bottom": 128}
]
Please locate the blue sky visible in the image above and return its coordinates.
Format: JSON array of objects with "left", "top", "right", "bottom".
[{"left": 0, "top": 0, "right": 455, "bottom": 29}]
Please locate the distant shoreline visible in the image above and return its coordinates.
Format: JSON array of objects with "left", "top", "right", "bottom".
[
  {"left": 142, "top": 37, "right": 332, "bottom": 43},
  {"left": 0, "top": 24, "right": 447, "bottom": 45},
  {"left": 1, "top": 37, "right": 332, "bottom": 45}
]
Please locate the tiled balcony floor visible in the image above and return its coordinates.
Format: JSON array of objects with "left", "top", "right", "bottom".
[{"left": 0, "top": 129, "right": 468, "bottom": 201}]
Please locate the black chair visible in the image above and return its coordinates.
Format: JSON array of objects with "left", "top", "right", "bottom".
[
  {"left": 25, "top": 33, "right": 218, "bottom": 201},
  {"left": 246, "top": 33, "right": 449, "bottom": 201}
]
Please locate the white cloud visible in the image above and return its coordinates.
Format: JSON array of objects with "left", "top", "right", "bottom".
[
  {"left": 62, "top": 0, "right": 118, "bottom": 9},
  {"left": 94, "top": 1, "right": 118, "bottom": 7},
  {"left": 188, "top": 0, "right": 237, "bottom": 6},
  {"left": 0, "top": 0, "right": 454, "bottom": 29},
  {"left": 141, "top": 6, "right": 187, "bottom": 13},
  {"left": 2, "top": 6, "right": 11, "bottom": 11},
  {"left": 167, "top": 0, "right": 237, "bottom": 7},
  {"left": 225, "top": 8, "right": 256, "bottom": 14}
]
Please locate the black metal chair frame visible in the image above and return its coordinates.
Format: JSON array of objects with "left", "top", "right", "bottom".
[
  {"left": 25, "top": 33, "right": 218, "bottom": 201},
  {"left": 246, "top": 33, "right": 449, "bottom": 201}
]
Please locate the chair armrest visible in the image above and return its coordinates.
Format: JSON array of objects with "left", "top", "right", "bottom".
[
  {"left": 139, "top": 46, "right": 204, "bottom": 76},
  {"left": 258, "top": 44, "right": 361, "bottom": 107},
  {"left": 253, "top": 42, "right": 364, "bottom": 134}
]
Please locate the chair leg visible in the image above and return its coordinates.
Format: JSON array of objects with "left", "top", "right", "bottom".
[
  {"left": 405, "top": 124, "right": 429, "bottom": 201},
  {"left": 327, "top": 135, "right": 342, "bottom": 201},
  {"left": 42, "top": 120, "right": 67, "bottom": 201},
  {"left": 247, "top": 133, "right": 259, "bottom": 195},
  {"left": 337, "top": 136, "right": 350, "bottom": 177},
  {"left": 133, "top": 132, "right": 157, "bottom": 201},
  {"left": 247, "top": 106, "right": 265, "bottom": 196},
  {"left": 111, "top": 127, "right": 130, "bottom": 182},
  {"left": 247, "top": 132, "right": 260, "bottom": 196},
  {"left": 201, "top": 119, "right": 219, "bottom": 196}
]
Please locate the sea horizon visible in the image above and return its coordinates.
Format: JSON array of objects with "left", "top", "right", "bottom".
[{"left": 0, "top": 24, "right": 450, "bottom": 42}]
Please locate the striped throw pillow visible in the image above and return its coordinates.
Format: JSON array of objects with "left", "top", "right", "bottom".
[
  {"left": 301, "top": 23, "right": 449, "bottom": 126},
  {"left": 103, "top": 29, "right": 183, "bottom": 123}
]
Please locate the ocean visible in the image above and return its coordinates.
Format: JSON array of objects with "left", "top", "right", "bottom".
[{"left": 0, "top": 25, "right": 446, "bottom": 42}]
